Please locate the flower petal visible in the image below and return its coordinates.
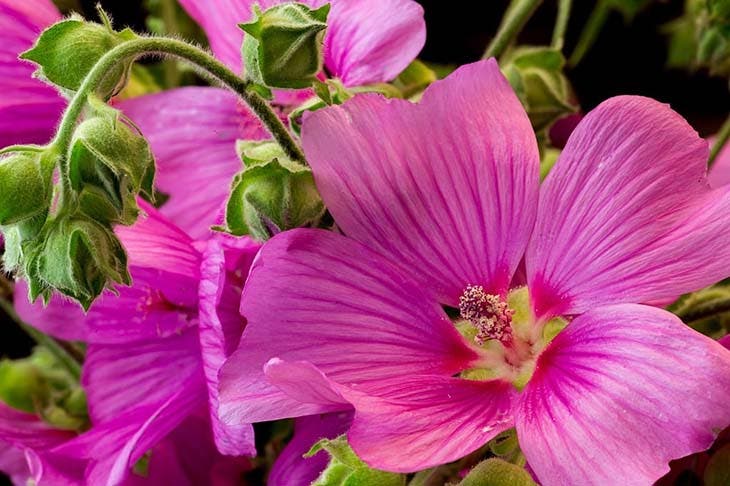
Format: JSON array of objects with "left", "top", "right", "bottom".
[
  {"left": 269, "top": 412, "right": 353, "bottom": 486},
  {"left": 118, "top": 88, "right": 268, "bottom": 239},
  {"left": 0, "top": 441, "right": 29, "bottom": 486},
  {"left": 82, "top": 332, "right": 202, "bottom": 423},
  {"left": 302, "top": 59, "right": 540, "bottom": 305},
  {"left": 219, "top": 228, "right": 479, "bottom": 424},
  {"left": 516, "top": 304, "right": 730, "bottom": 485},
  {"left": 265, "top": 359, "right": 516, "bottom": 473},
  {"left": 708, "top": 135, "right": 730, "bottom": 188},
  {"left": 324, "top": 0, "right": 425, "bottom": 85},
  {"left": 198, "top": 237, "right": 259, "bottom": 456},
  {"left": 0, "top": 403, "right": 73, "bottom": 449},
  {"left": 527, "top": 96, "right": 730, "bottom": 317},
  {"left": 177, "top": 0, "right": 423, "bottom": 86},
  {"left": 0, "top": 0, "right": 64, "bottom": 147}
]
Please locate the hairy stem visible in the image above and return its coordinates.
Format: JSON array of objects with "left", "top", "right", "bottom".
[
  {"left": 483, "top": 0, "right": 543, "bottom": 60},
  {"left": 551, "top": 0, "right": 573, "bottom": 51},
  {"left": 53, "top": 37, "right": 305, "bottom": 167},
  {"left": 708, "top": 114, "right": 730, "bottom": 168},
  {"left": 678, "top": 297, "right": 730, "bottom": 324},
  {"left": 0, "top": 298, "right": 82, "bottom": 380},
  {"left": 568, "top": 0, "right": 609, "bottom": 67}
]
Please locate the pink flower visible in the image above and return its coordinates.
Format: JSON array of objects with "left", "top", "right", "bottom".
[
  {"left": 708, "top": 135, "right": 730, "bottom": 188},
  {"left": 0, "top": 0, "right": 64, "bottom": 147},
  {"left": 118, "top": 0, "right": 425, "bottom": 239},
  {"left": 13, "top": 201, "right": 261, "bottom": 485},
  {"left": 218, "top": 59, "right": 730, "bottom": 485}
]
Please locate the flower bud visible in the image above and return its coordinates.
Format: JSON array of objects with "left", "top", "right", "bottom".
[
  {"left": 20, "top": 12, "right": 137, "bottom": 99},
  {"left": 0, "top": 150, "right": 55, "bottom": 226},
  {"left": 0, "top": 359, "right": 47, "bottom": 413},
  {"left": 68, "top": 103, "right": 155, "bottom": 225},
  {"left": 458, "top": 458, "right": 535, "bottom": 486},
  {"left": 240, "top": 2, "right": 330, "bottom": 89},
  {"left": 502, "top": 47, "right": 578, "bottom": 133},
  {"left": 223, "top": 141, "right": 325, "bottom": 241},
  {"left": 26, "top": 216, "right": 130, "bottom": 309}
]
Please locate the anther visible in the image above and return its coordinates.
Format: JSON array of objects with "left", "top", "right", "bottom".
[{"left": 459, "top": 285, "right": 514, "bottom": 345}]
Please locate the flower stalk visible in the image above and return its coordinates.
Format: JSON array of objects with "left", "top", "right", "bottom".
[
  {"left": 551, "top": 0, "right": 573, "bottom": 51},
  {"left": 483, "top": 0, "right": 543, "bottom": 60}
]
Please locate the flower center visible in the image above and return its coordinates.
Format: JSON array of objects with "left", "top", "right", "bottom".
[{"left": 458, "top": 285, "right": 514, "bottom": 345}]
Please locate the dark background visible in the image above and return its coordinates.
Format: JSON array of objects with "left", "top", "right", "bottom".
[{"left": 1, "top": 1, "right": 728, "bottom": 484}]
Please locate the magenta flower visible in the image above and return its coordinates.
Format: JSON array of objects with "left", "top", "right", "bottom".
[
  {"left": 0, "top": 0, "right": 63, "bottom": 147},
  {"left": 708, "top": 135, "right": 730, "bottom": 188},
  {"left": 118, "top": 0, "right": 425, "bottom": 238},
  {"left": 218, "top": 60, "right": 730, "bottom": 484},
  {"left": 12, "top": 201, "right": 260, "bottom": 485}
]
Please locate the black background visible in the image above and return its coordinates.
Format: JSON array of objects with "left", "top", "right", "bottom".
[{"left": 1, "top": 1, "right": 728, "bottom": 484}]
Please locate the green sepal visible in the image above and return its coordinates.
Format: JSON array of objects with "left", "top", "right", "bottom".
[
  {"left": 224, "top": 141, "right": 324, "bottom": 241},
  {"left": 308, "top": 435, "right": 405, "bottom": 486},
  {"left": 0, "top": 359, "right": 48, "bottom": 413},
  {"left": 68, "top": 100, "right": 155, "bottom": 224},
  {"left": 20, "top": 15, "right": 138, "bottom": 99},
  {"left": 458, "top": 458, "right": 536, "bottom": 486},
  {"left": 25, "top": 216, "right": 130, "bottom": 310},
  {"left": 392, "top": 60, "right": 437, "bottom": 99},
  {"left": 502, "top": 47, "right": 578, "bottom": 134},
  {"left": 240, "top": 3, "right": 330, "bottom": 89},
  {"left": 0, "top": 148, "right": 56, "bottom": 226}
]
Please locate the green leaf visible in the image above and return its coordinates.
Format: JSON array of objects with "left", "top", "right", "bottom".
[
  {"left": 705, "top": 444, "right": 730, "bottom": 486},
  {"left": 240, "top": 3, "right": 330, "bottom": 88},
  {"left": 20, "top": 17, "right": 137, "bottom": 98},
  {"left": 224, "top": 151, "right": 324, "bottom": 241},
  {"left": 459, "top": 459, "right": 536, "bottom": 486}
]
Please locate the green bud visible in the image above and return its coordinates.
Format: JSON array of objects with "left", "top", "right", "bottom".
[
  {"left": 0, "top": 149, "right": 55, "bottom": 226},
  {"left": 68, "top": 102, "right": 155, "bottom": 225},
  {"left": 223, "top": 141, "right": 324, "bottom": 241},
  {"left": 308, "top": 435, "right": 405, "bottom": 486},
  {"left": 240, "top": 3, "right": 330, "bottom": 88},
  {"left": 488, "top": 429, "right": 520, "bottom": 457},
  {"left": 25, "top": 216, "right": 130, "bottom": 309},
  {"left": 20, "top": 13, "right": 137, "bottom": 99},
  {"left": 697, "top": 26, "right": 730, "bottom": 76},
  {"left": 459, "top": 459, "right": 536, "bottom": 486},
  {"left": 0, "top": 359, "right": 48, "bottom": 413},
  {"left": 502, "top": 47, "right": 578, "bottom": 134}
]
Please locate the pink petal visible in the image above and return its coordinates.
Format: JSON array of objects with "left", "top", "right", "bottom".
[
  {"left": 118, "top": 88, "right": 268, "bottom": 239},
  {"left": 708, "top": 135, "right": 730, "bottom": 188},
  {"left": 0, "top": 0, "right": 64, "bottom": 147},
  {"left": 198, "top": 237, "right": 258, "bottom": 456},
  {"left": 266, "top": 359, "right": 516, "bottom": 473},
  {"left": 527, "top": 96, "right": 730, "bottom": 317},
  {"left": 516, "top": 304, "right": 730, "bottom": 485},
  {"left": 219, "top": 228, "right": 479, "bottom": 424},
  {"left": 269, "top": 412, "right": 353, "bottom": 486},
  {"left": 82, "top": 332, "right": 202, "bottom": 423},
  {"left": 324, "top": 0, "right": 425, "bottom": 86},
  {"left": 302, "top": 59, "right": 539, "bottom": 305},
  {"left": 52, "top": 372, "right": 205, "bottom": 486},
  {"left": 0, "top": 441, "right": 29, "bottom": 486},
  {"left": 0, "top": 403, "right": 73, "bottom": 449},
  {"left": 177, "top": 0, "right": 423, "bottom": 86}
]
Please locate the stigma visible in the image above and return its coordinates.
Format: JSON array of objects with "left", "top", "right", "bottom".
[{"left": 459, "top": 285, "right": 514, "bottom": 345}]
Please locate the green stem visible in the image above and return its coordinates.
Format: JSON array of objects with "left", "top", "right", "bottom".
[
  {"left": 52, "top": 37, "right": 305, "bottom": 166},
  {"left": 551, "top": 0, "right": 573, "bottom": 51},
  {"left": 0, "top": 298, "right": 82, "bottom": 380},
  {"left": 483, "top": 0, "right": 543, "bottom": 60},
  {"left": 159, "top": 0, "right": 181, "bottom": 87},
  {"left": 708, "top": 114, "right": 730, "bottom": 168},
  {"left": 568, "top": 0, "right": 610, "bottom": 67},
  {"left": 679, "top": 297, "right": 730, "bottom": 324}
]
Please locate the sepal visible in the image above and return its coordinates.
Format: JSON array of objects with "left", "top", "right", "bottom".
[
  {"left": 502, "top": 47, "right": 578, "bottom": 133},
  {"left": 222, "top": 141, "right": 324, "bottom": 241},
  {"left": 307, "top": 435, "right": 405, "bottom": 486},
  {"left": 0, "top": 148, "right": 56, "bottom": 226},
  {"left": 458, "top": 458, "right": 535, "bottom": 486},
  {"left": 240, "top": 2, "right": 330, "bottom": 89}
]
